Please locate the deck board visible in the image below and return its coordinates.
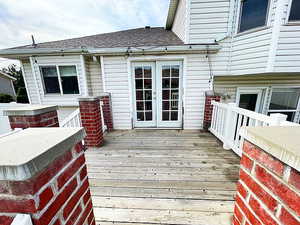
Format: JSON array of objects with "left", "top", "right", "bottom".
[{"left": 85, "top": 130, "right": 240, "bottom": 225}]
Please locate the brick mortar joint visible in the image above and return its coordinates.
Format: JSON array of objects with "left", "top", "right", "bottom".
[{"left": 239, "top": 166, "right": 300, "bottom": 221}]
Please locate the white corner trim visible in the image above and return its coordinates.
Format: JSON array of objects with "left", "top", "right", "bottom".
[
  {"left": 185, "top": 0, "right": 190, "bottom": 44},
  {"left": 80, "top": 55, "right": 89, "bottom": 96},
  {"left": 29, "top": 57, "right": 42, "bottom": 104},
  {"left": 266, "top": 0, "right": 285, "bottom": 72},
  {"left": 100, "top": 56, "right": 106, "bottom": 92}
]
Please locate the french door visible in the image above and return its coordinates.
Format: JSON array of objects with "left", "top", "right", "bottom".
[{"left": 132, "top": 61, "right": 182, "bottom": 128}]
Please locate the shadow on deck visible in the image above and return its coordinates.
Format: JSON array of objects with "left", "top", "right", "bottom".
[{"left": 85, "top": 130, "right": 240, "bottom": 225}]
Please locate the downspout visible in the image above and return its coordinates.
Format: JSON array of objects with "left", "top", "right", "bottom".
[
  {"left": 80, "top": 55, "right": 89, "bottom": 96},
  {"left": 206, "top": 45, "right": 214, "bottom": 92},
  {"left": 100, "top": 56, "right": 106, "bottom": 92}
]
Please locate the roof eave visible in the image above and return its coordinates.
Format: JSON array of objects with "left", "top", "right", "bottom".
[
  {"left": 0, "top": 72, "right": 17, "bottom": 81},
  {"left": 165, "top": 0, "right": 179, "bottom": 30},
  {"left": 0, "top": 44, "right": 220, "bottom": 58}
]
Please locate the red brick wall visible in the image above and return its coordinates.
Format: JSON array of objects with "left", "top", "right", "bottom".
[
  {"left": 100, "top": 95, "right": 113, "bottom": 131},
  {"left": 203, "top": 95, "right": 221, "bottom": 130},
  {"left": 79, "top": 99, "right": 104, "bottom": 147},
  {"left": 0, "top": 142, "right": 95, "bottom": 225},
  {"left": 233, "top": 140, "right": 300, "bottom": 225},
  {"left": 8, "top": 111, "right": 59, "bottom": 129}
]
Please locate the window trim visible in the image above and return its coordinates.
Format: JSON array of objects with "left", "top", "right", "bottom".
[
  {"left": 39, "top": 64, "right": 81, "bottom": 96},
  {"left": 286, "top": 0, "right": 300, "bottom": 24},
  {"left": 236, "top": 0, "right": 272, "bottom": 34}
]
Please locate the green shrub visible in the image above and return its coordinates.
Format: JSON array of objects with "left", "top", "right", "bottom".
[
  {"left": 0, "top": 93, "right": 14, "bottom": 103},
  {"left": 16, "top": 87, "right": 29, "bottom": 103}
]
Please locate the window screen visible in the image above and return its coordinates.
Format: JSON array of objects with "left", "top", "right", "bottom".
[
  {"left": 239, "top": 0, "right": 269, "bottom": 33},
  {"left": 40, "top": 66, "right": 60, "bottom": 94},
  {"left": 59, "top": 66, "right": 79, "bottom": 94},
  {"left": 289, "top": 0, "right": 300, "bottom": 21}
]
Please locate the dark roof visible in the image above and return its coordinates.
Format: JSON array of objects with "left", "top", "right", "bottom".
[{"left": 11, "top": 27, "right": 184, "bottom": 50}]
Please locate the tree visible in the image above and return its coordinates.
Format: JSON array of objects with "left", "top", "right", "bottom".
[{"left": 1, "top": 64, "right": 29, "bottom": 103}]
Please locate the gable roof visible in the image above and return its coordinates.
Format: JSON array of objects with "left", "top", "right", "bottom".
[
  {"left": 0, "top": 71, "right": 16, "bottom": 81},
  {"left": 10, "top": 27, "right": 184, "bottom": 51},
  {"left": 166, "top": 0, "right": 179, "bottom": 30}
]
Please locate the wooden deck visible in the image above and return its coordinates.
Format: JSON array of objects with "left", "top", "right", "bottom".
[{"left": 85, "top": 130, "right": 240, "bottom": 225}]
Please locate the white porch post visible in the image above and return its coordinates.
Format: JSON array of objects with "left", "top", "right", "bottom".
[{"left": 223, "top": 103, "right": 236, "bottom": 150}]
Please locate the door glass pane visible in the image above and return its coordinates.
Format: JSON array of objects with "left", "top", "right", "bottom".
[
  {"left": 171, "top": 111, "right": 178, "bottom": 121},
  {"left": 269, "top": 88, "right": 300, "bottom": 110},
  {"left": 161, "top": 64, "right": 180, "bottom": 122},
  {"left": 162, "top": 66, "right": 171, "bottom": 77},
  {"left": 135, "top": 67, "right": 143, "bottom": 78},
  {"left": 239, "top": 94, "right": 258, "bottom": 111},
  {"left": 40, "top": 66, "right": 60, "bottom": 94},
  {"left": 162, "top": 78, "right": 170, "bottom": 88},
  {"left": 171, "top": 65, "right": 179, "bottom": 77},
  {"left": 134, "top": 65, "right": 153, "bottom": 122},
  {"left": 162, "top": 111, "right": 170, "bottom": 121}
]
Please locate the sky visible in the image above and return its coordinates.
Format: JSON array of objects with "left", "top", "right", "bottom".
[{"left": 0, "top": 0, "right": 169, "bottom": 69}]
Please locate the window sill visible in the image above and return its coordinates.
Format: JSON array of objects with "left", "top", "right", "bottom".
[
  {"left": 43, "top": 94, "right": 81, "bottom": 97},
  {"left": 233, "top": 26, "right": 271, "bottom": 38},
  {"left": 283, "top": 22, "right": 300, "bottom": 26}
]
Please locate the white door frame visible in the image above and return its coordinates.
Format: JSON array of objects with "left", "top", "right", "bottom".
[
  {"left": 156, "top": 61, "right": 183, "bottom": 128},
  {"left": 236, "top": 87, "right": 264, "bottom": 112},
  {"left": 131, "top": 62, "right": 157, "bottom": 128},
  {"left": 129, "top": 58, "right": 184, "bottom": 129}
]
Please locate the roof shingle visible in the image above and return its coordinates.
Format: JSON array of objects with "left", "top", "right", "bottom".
[{"left": 11, "top": 27, "right": 184, "bottom": 50}]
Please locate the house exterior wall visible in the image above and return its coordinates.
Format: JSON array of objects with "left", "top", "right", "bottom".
[
  {"left": 172, "top": 0, "right": 186, "bottom": 43},
  {"left": 177, "top": 0, "right": 300, "bottom": 76},
  {"left": 85, "top": 56, "right": 103, "bottom": 96},
  {"left": 21, "top": 59, "right": 39, "bottom": 104},
  {"left": 0, "top": 76, "right": 15, "bottom": 97}
]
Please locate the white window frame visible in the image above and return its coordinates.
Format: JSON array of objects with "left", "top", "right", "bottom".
[
  {"left": 39, "top": 64, "right": 81, "bottom": 96},
  {"left": 235, "top": 0, "right": 272, "bottom": 35},
  {"left": 267, "top": 86, "right": 300, "bottom": 123},
  {"left": 285, "top": 0, "right": 300, "bottom": 24}
]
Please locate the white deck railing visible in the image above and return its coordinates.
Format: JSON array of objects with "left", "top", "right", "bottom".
[
  {"left": 210, "top": 101, "right": 299, "bottom": 156},
  {"left": 60, "top": 108, "right": 81, "bottom": 128},
  {"left": 100, "top": 100, "right": 107, "bottom": 133}
]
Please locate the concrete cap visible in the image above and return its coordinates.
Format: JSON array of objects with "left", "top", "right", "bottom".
[
  {"left": 3, "top": 105, "right": 58, "bottom": 116},
  {"left": 0, "top": 127, "right": 86, "bottom": 181},
  {"left": 240, "top": 126, "right": 300, "bottom": 172},
  {"left": 78, "top": 96, "right": 101, "bottom": 101}
]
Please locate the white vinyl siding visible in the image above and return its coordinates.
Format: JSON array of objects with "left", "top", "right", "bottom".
[
  {"left": 275, "top": 25, "right": 300, "bottom": 72},
  {"left": 85, "top": 57, "right": 103, "bottom": 96},
  {"left": 172, "top": 0, "right": 186, "bottom": 42},
  {"left": 21, "top": 59, "right": 39, "bottom": 104},
  {"left": 230, "top": 28, "right": 273, "bottom": 75},
  {"left": 188, "top": 0, "right": 230, "bottom": 43},
  {"left": 103, "top": 56, "right": 132, "bottom": 129},
  {"left": 184, "top": 54, "right": 211, "bottom": 129},
  {"left": 29, "top": 55, "right": 86, "bottom": 106}
]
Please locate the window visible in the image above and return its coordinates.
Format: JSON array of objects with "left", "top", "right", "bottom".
[
  {"left": 268, "top": 88, "right": 300, "bottom": 122},
  {"left": 40, "top": 65, "right": 79, "bottom": 95},
  {"left": 289, "top": 0, "right": 300, "bottom": 21},
  {"left": 238, "top": 0, "right": 269, "bottom": 33}
]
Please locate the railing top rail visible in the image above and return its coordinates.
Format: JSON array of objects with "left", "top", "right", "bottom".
[{"left": 212, "top": 100, "right": 274, "bottom": 124}]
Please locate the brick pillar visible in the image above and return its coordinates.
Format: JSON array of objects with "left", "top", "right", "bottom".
[
  {"left": 233, "top": 127, "right": 300, "bottom": 225},
  {"left": 4, "top": 105, "right": 59, "bottom": 129},
  {"left": 0, "top": 127, "right": 95, "bottom": 225},
  {"left": 78, "top": 97, "right": 104, "bottom": 147},
  {"left": 203, "top": 91, "right": 221, "bottom": 130},
  {"left": 100, "top": 93, "right": 113, "bottom": 131}
]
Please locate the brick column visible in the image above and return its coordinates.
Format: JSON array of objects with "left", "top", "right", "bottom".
[
  {"left": 100, "top": 93, "right": 113, "bottom": 131},
  {"left": 233, "top": 126, "right": 300, "bottom": 225},
  {"left": 0, "top": 127, "right": 95, "bottom": 225},
  {"left": 203, "top": 91, "right": 221, "bottom": 130},
  {"left": 4, "top": 105, "right": 59, "bottom": 129},
  {"left": 78, "top": 97, "right": 104, "bottom": 147}
]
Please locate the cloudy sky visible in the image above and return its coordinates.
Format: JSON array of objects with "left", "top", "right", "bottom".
[{"left": 0, "top": 0, "right": 169, "bottom": 69}]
